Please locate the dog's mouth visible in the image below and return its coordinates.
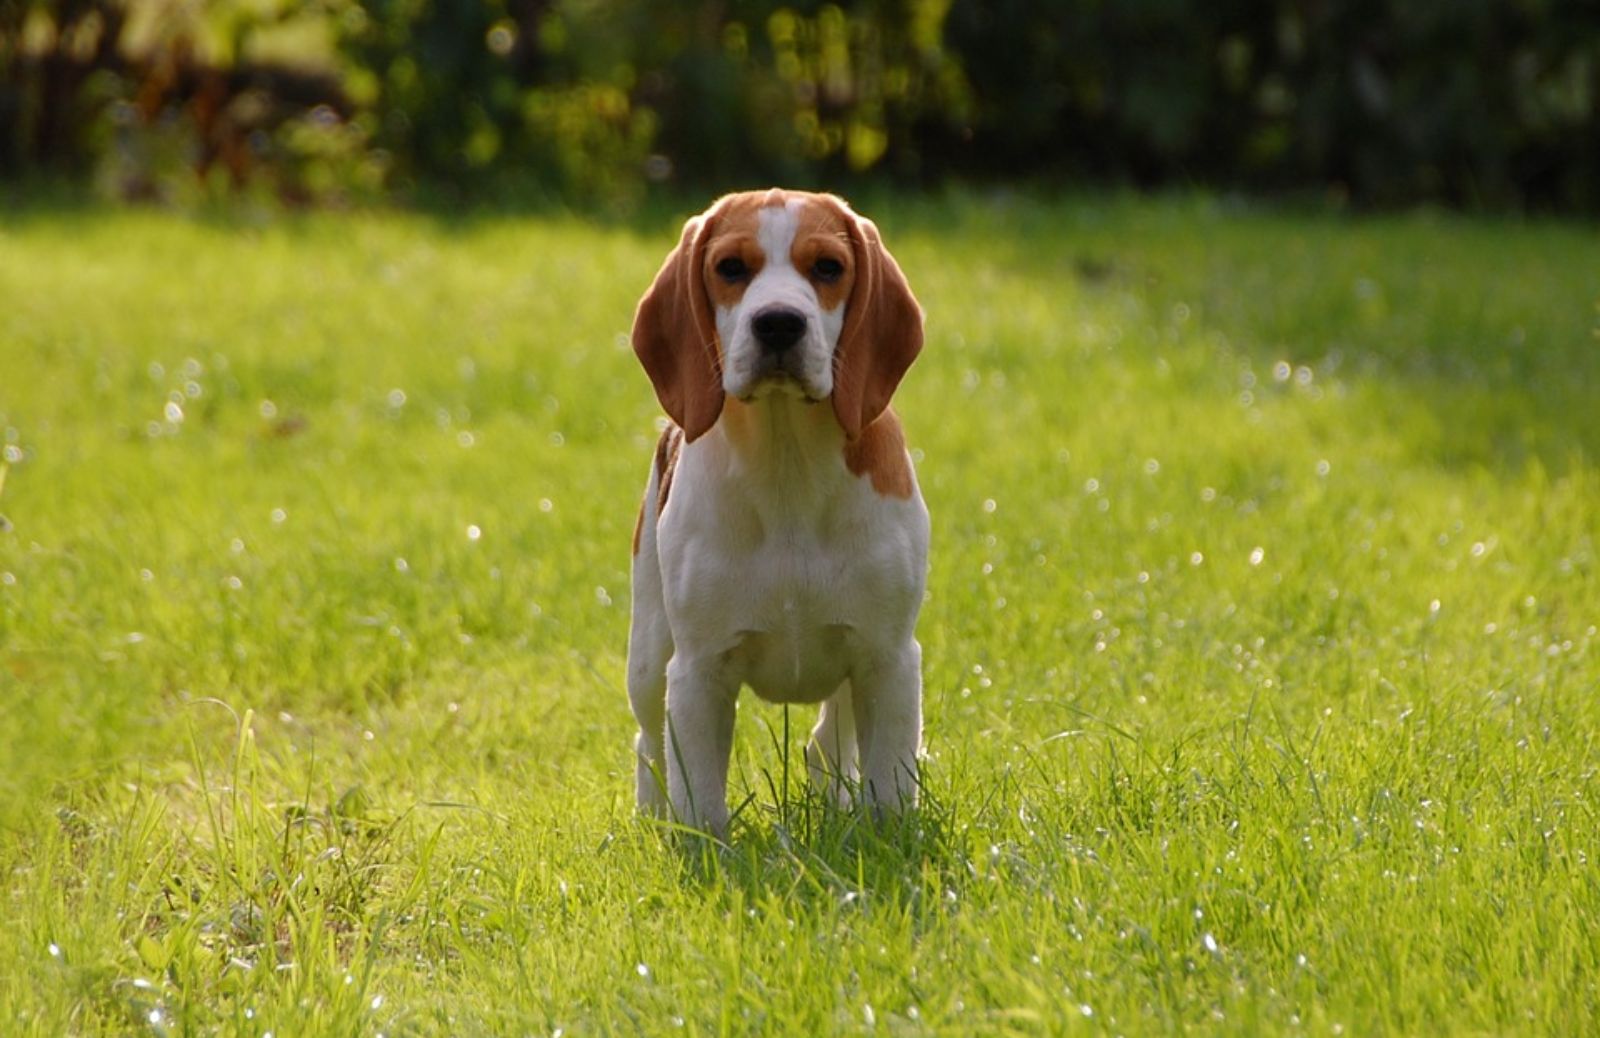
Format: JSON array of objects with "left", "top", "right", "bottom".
[
  {"left": 738, "top": 358, "right": 825, "bottom": 403},
  {"left": 739, "top": 373, "right": 823, "bottom": 404}
]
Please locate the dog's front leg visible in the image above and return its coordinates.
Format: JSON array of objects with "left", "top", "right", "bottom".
[
  {"left": 664, "top": 654, "right": 737, "bottom": 836},
  {"left": 852, "top": 640, "right": 924, "bottom": 815}
]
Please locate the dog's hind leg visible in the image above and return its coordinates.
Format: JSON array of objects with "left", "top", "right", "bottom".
[
  {"left": 627, "top": 622, "right": 671, "bottom": 816},
  {"left": 627, "top": 472, "right": 673, "bottom": 817},
  {"left": 806, "top": 681, "right": 859, "bottom": 806}
]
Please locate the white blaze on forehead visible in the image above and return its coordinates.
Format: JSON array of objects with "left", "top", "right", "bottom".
[
  {"left": 756, "top": 201, "right": 805, "bottom": 271},
  {"left": 739, "top": 200, "right": 815, "bottom": 315}
]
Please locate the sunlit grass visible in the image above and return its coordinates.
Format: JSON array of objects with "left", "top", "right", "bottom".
[{"left": 2, "top": 194, "right": 1597, "bottom": 1034}]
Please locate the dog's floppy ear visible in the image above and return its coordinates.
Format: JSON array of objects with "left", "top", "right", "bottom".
[
  {"left": 632, "top": 210, "right": 724, "bottom": 442},
  {"left": 831, "top": 208, "right": 923, "bottom": 440}
]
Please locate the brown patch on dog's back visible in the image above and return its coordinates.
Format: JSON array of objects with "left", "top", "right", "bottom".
[
  {"left": 655, "top": 424, "right": 683, "bottom": 512},
  {"left": 633, "top": 424, "right": 685, "bottom": 556},
  {"left": 843, "top": 409, "right": 914, "bottom": 499}
]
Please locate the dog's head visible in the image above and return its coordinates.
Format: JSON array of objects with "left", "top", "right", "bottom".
[{"left": 632, "top": 189, "right": 922, "bottom": 442}]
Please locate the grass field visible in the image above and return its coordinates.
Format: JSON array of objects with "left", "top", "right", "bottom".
[{"left": 2, "top": 193, "right": 1598, "bottom": 1035}]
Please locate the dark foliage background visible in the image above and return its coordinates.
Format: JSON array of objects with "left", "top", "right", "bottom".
[{"left": 3, "top": 0, "right": 1598, "bottom": 210}]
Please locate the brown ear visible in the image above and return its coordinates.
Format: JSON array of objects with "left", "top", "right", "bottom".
[
  {"left": 832, "top": 209, "right": 924, "bottom": 439},
  {"left": 632, "top": 212, "right": 724, "bottom": 441}
]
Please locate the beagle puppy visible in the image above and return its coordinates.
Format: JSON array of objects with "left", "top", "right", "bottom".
[{"left": 627, "top": 189, "right": 928, "bottom": 835}]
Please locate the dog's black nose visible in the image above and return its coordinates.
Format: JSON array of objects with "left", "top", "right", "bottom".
[{"left": 752, "top": 308, "right": 807, "bottom": 353}]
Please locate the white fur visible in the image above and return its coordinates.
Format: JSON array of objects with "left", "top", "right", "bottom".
[{"left": 629, "top": 201, "right": 928, "bottom": 836}]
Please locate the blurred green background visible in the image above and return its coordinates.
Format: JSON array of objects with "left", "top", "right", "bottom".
[{"left": 5, "top": 0, "right": 1599, "bottom": 211}]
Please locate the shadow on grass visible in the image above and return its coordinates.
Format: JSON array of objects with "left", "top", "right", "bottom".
[
  {"left": 0, "top": 175, "right": 713, "bottom": 237},
  {"left": 8, "top": 185, "right": 1592, "bottom": 473},
  {"left": 653, "top": 738, "right": 1007, "bottom": 920},
  {"left": 664, "top": 800, "right": 967, "bottom": 925},
  {"left": 945, "top": 192, "right": 1600, "bottom": 475}
]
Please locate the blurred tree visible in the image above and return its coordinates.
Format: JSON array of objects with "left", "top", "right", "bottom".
[
  {"left": 936, "top": 0, "right": 1600, "bottom": 209},
  {"left": 1, "top": 0, "right": 129, "bottom": 175},
  {"left": 1, "top": 0, "right": 369, "bottom": 203},
  {"left": 340, "top": 0, "right": 959, "bottom": 204},
  {"left": 2, "top": 0, "right": 1597, "bottom": 210}
]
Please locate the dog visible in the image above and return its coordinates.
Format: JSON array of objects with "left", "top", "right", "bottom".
[{"left": 627, "top": 189, "right": 928, "bottom": 836}]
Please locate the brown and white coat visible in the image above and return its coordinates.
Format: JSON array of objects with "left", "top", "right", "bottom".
[{"left": 627, "top": 189, "right": 929, "bottom": 835}]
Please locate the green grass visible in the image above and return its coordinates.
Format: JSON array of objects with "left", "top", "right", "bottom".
[{"left": 2, "top": 193, "right": 1598, "bottom": 1035}]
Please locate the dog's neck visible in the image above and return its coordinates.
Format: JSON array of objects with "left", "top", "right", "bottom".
[{"left": 709, "top": 394, "right": 845, "bottom": 504}]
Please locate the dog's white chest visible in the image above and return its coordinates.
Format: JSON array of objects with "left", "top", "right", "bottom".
[
  {"left": 723, "top": 547, "right": 858, "bottom": 703},
  {"left": 654, "top": 427, "right": 927, "bottom": 702}
]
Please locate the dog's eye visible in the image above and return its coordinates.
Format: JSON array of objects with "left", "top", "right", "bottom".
[
  {"left": 715, "top": 257, "right": 748, "bottom": 282},
  {"left": 812, "top": 257, "right": 844, "bottom": 283}
]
